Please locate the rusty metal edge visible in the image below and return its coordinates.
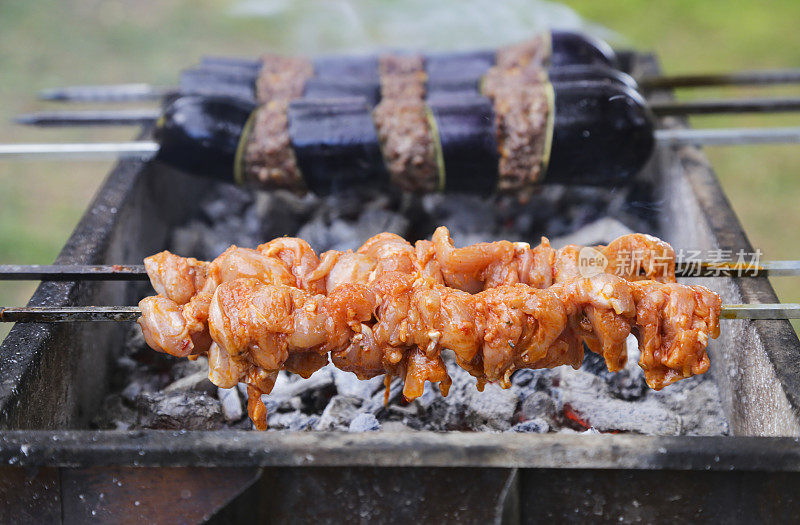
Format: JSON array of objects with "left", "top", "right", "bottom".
[
  {"left": 1, "top": 431, "right": 800, "bottom": 471},
  {"left": 0, "top": 129, "right": 151, "bottom": 426}
]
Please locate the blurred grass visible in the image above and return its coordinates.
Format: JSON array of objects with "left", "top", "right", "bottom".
[{"left": 1, "top": 0, "right": 799, "bottom": 340}]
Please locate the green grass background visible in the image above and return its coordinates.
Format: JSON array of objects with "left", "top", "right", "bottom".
[{"left": 1, "top": 0, "right": 799, "bottom": 340}]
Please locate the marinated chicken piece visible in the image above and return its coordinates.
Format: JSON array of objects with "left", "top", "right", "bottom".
[
  {"left": 138, "top": 294, "right": 212, "bottom": 357},
  {"left": 207, "top": 246, "right": 297, "bottom": 290},
  {"left": 357, "top": 232, "right": 418, "bottom": 278},
  {"left": 207, "top": 278, "right": 378, "bottom": 426},
  {"left": 473, "top": 283, "right": 568, "bottom": 385},
  {"left": 554, "top": 274, "right": 636, "bottom": 372},
  {"left": 630, "top": 281, "right": 720, "bottom": 389},
  {"left": 320, "top": 251, "right": 375, "bottom": 291},
  {"left": 257, "top": 237, "right": 326, "bottom": 293},
  {"left": 601, "top": 234, "right": 676, "bottom": 283},
  {"left": 144, "top": 251, "right": 210, "bottom": 305}
]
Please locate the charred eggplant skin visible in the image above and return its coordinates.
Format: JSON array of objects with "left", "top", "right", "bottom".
[
  {"left": 549, "top": 30, "right": 617, "bottom": 67},
  {"left": 154, "top": 95, "right": 256, "bottom": 182},
  {"left": 429, "top": 95, "right": 499, "bottom": 193},
  {"left": 288, "top": 98, "right": 390, "bottom": 195},
  {"left": 547, "top": 83, "right": 654, "bottom": 186}
]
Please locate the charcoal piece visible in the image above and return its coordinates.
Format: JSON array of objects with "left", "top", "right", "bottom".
[
  {"left": 218, "top": 387, "right": 244, "bottom": 423},
  {"left": 268, "top": 412, "right": 315, "bottom": 431},
  {"left": 120, "top": 373, "right": 164, "bottom": 404},
  {"left": 332, "top": 367, "right": 384, "bottom": 399},
  {"left": 581, "top": 338, "right": 648, "bottom": 401},
  {"left": 162, "top": 371, "right": 216, "bottom": 395},
  {"left": 420, "top": 194, "right": 497, "bottom": 238},
  {"left": 349, "top": 413, "right": 380, "bottom": 432},
  {"left": 511, "top": 368, "right": 551, "bottom": 389},
  {"left": 170, "top": 357, "right": 210, "bottom": 381},
  {"left": 201, "top": 184, "right": 254, "bottom": 222},
  {"left": 550, "top": 217, "right": 635, "bottom": 248},
  {"left": 557, "top": 370, "right": 682, "bottom": 435},
  {"left": 463, "top": 384, "right": 518, "bottom": 431},
  {"left": 649, "top": 378, "right": 730, "bottom": 436},
  {"left": 271, "top": 367, "right": 334, "bottom": 399},
  {"left": 519, "top": 391, "right": 557, "bottom": 422},
  {"left": 511, "top": 418, "right": 550, "bottom": 433},
  {"left": 315, "top": 395, "right": 363, "bottom": 430},
  {"left": 252, "top": 191, "right": 315, "bottom": 239},
  {"left": 580, "top": 350, "right": 609, "bottom": 376},
  {"left": 606, "top": 370, "right": 648, "bottom": 402},
  {"left": 136, "top": 392, "right": 225, "bottom": 430},
  {"left": 92, "top": 395, "right": 137, "bottom": 430}
]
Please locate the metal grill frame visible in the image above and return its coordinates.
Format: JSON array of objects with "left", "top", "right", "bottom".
[{"left": 2, "top": 53, "right": 800, "bottom": 522}]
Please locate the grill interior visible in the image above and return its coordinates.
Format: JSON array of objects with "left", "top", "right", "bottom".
[{"left": 2, "top": 52, "right": 800, "bottom": 522}]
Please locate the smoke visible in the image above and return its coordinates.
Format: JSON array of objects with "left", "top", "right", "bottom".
[{"left": 228, "top": 0, "right": 621, "bottom": 54}]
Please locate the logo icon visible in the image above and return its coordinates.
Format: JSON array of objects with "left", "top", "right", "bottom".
[{"left": 578, "top": 247, "right": 608, "bottom": 278}]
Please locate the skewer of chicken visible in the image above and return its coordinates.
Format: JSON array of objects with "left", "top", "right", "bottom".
[
  {"left": 132, "top": 229, "right": 714, "bottom": 429},
  {"left": 136, "top": 270, "right": 720, "bottom": 430}
]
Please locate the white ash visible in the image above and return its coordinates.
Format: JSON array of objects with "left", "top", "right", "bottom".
[
  {"left": 97, "top": 182, "right": 728, "bottom": 436},
  {"left": 218, "top": 387, "right": 244, "bottom": 423}
]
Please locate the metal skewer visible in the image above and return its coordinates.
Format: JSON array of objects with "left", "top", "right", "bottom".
[
  {"left": 0, "top": 260, "right": 798, "bottom": 281},
  {"left": 38, "top": 83, "right": 175, "bottom": 103},
  {"left": 15, "top": 97, "right": 800, "bottom": 127},
  {"left": 2, "top": 303, "right": 798, "bottom": 322},
  {"left": 1, "top": 125, "right": 799, "bottom": 162},
  {"left": 0, "top": 306, "right": 141, "bottom": 322},
  {"left": 0, "top": 264, "right": 150, "bottom": 281},
  {"left": 13, "top": 109, "right": 161, "bottom": 127},
  {"left": 37, "top": 69, "right": 800, "bottom": 103},
  {"left": 639, "top": 69, "right": 800, "bottom": 90},
  {"left": 0, "top": 142, "right": 159, "bottom": 161}
]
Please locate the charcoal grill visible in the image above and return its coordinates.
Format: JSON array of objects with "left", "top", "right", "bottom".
[{"left": 2, "top": 52, "right": 800, "bottom": 524}]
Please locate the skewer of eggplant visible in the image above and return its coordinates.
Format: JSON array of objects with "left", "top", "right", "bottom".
[
  {"left": 3, "top": 84, "right": 800, "bottom": 196},
  {"left": 20, "top": 64, "right": 800, "bottom": 127}
]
